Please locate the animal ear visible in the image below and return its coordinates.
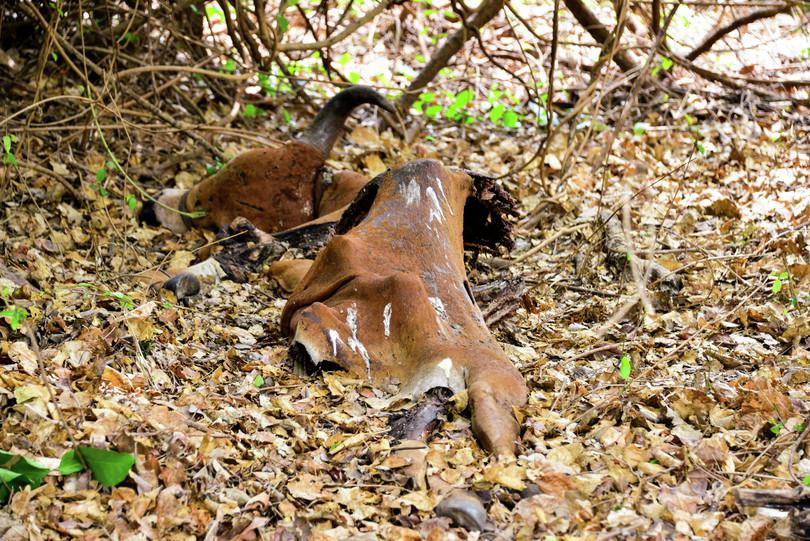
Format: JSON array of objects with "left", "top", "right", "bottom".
[
  {"left": 461, "top": 170, "right": 517, "bottom": 252},
  {"left": 334, "top": 169, "right": 388, "bottom": 234}
]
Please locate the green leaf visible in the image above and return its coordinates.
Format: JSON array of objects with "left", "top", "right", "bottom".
[
  {"left": 0, "top": 307, "right": 27, "bottom": 331},
  {"left": 253, "top": 375, "right": 264, "bottom": 387},
  {"left": 125, "top": 194, "right": 137, "bottom": 210},
  {"left": 804, "top": 475, "right": 810, "bottom": 486},
  {"left": 2, "top": 135, "right": 10, "bottom": 153},
  {"left": 619, "top": 353, "right": 632, "bottom": 381},
  {"left": 0, "top": 452, "right": 49, "bottom": 488},
  {"left": 779, "top": 271, "right": 790, "bottom": 280},
  {"left": 796, "top": 423, "right": 805, "bottom": 433},
  {"left": 684, "top": 113, "right": 696, "bottom": 126},
  {"left": 0, "top": 467, "right": 24, "bottom": 504},
  {"left": 419, "top": 92, "right": 436, "bottom": 105},
  {"left": 502, "top": 109, "right": 518, "bottom": 129},
  {"left": 633, "top": 122, "right": 648, "bottom": 136},
  {"left": 59, "top": 447, "right": 135, "bottom": 488},
  {"left": 338, "top": 52, "right": 351, "bottom": 66},
  {"left": 770, "top": 422, "right": 783, "bottom": 436},
  {"left": 223, "top": 58, "right": 236, "bottom": 73},
  {"left": 277, "top": 14, "right": 289, "bottom": 34},
  {"left": 242, "top": 103, "right": 265, "bottom": 118},
  {"left": 425, "top": 104, "right": 443, "bottom": 119},
  {"left": 772, "top": 278, "right": 783, "bottom": 295},
  {"left": 696, "top": 141, "right": 706, "bottom": 155},
  {"left": 348, "top": 72, "right": 360, "bottom": 84},
  {"left": 489, "top": 103, "right": 505, "bottom": 123},
  {"left": 452, "top": 89, "right": 473, "bottom": 109},
  {"left": 281, "top": 108, "right": 292, "bottom": 125},
  {"left": 96, "top": 168, "right": 107, "bottom": 182},
  {"left": 58, "top": 451, "right": 84, "bottom": 476}
]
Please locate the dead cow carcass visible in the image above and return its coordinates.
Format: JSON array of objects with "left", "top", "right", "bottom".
[
  {"left": 281, "top": 160, "right": 528, "bottom": 456},
  {"left": 140, "top": 86, "right": 393, "bottom": 234}
]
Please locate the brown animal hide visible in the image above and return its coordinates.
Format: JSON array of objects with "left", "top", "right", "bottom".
[
  {"left": 140, "top": 86, "right": 393, "bottom": 233},
  {"left": 281, "top": 160, "right": 528, "bottom": 456}
]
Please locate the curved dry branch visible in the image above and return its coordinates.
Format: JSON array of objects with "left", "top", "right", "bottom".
[
  {"left": 395, "top": 0, "right": 505, "bottom": 113},
  {"left": 686, "top": 3, "right": 791, "bottom": 61},
  {"left": 276, "top": 0, "right": 394, "bottom": 52}
]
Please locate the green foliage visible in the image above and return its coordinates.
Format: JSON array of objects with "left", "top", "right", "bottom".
[
  {"left": 2, "top": 134, "right": 18, "bottom": 166},
  {"left": 206, "top": 159, "right": 225, "bottom": 175},
  {"left": 103, "top": 291, "right": 135, "bottom": 310},
  {"left": 93, "top": 161, "right": 114, "bottom": 197},
  {"left": 59, "top": 447, "right": 135, "bottom": 488},
  {"left": 619, "top": 352, "right": 632, "bottom": 381},
  {"left": 222, "top": 58, "right": 236, "bottom": 73},
  {"left": 241, "top": 103, "right": 266, "bottom": 118},
  {"left": 0, "top": 451, "right": 49, "bottom": 504},
  {"left": 651, "top": 56, "right": 673, "bottom": 77},
  {"left": 253, "top": 374, "right": 265, "bottom": 387},
  {"left": 120, "top": 32, "right": 139, "bottom": 46},
  {"left": 277, "top": 14, "right": 289, "bottom": 34},
  {"left": 125, "top": 194, "right": 138, "bottom": 210},
  {"left": 0, "top": 306, "right": 28, "bottom": 331},
  {"left": 770, "top": 421, "right": 783, "bottom": 436},
  {"left": 633, "top": 122, "right": 649, "bottom": 136},
  {"left": 205, "top": 3, "right": 224, "bottom": 20},
  {"left": 804, "top": 475, "right": 810, "bottom": 486},
  {"left": 771, "top": 271, "right": 789, "bottom": 295}
]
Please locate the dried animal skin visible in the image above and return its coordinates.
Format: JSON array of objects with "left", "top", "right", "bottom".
[{"left": 282, "top": 160, "right": 527, "bottom": 456}]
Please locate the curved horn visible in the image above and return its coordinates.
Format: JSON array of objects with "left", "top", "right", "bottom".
[{"left": 299, "top": 86, "right": 395, "bottom": 157}]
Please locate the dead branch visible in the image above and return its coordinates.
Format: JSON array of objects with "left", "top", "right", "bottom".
[
  {"left": 563, "top": 0, "right": 639, "bottom": 73},
  {"left": 668, "top": 52, "right": 810, "bottom": 106},
  {"left": 599, "top": 210, "right": 682, "bottom": 294},
  {"left": 395, "top": 0, "right": 505, "bottom": 113},
  {"left": 276, "top": 0, "right": 394, "bottom": 52},
  {"left": 686, "top": 3, "right": 791, "bottom": 60}
]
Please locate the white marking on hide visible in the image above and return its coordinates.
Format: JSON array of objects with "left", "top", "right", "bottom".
[
  {"left": 429, "top": 296, "right": 449, "bottom": 321},
  {"left": 425, "top": 187, "right": 445, "bottom": 224},
  {"left": 438, "top": 357, "right": 453, "bottom": 378},
  {"left": 434, "top": 177, "right": 454, "bottom": 216},
  {"left": 404, "top": 179, "right": 421, "bottom": 206},
  {"left": 346, "top": 304, "right": 372, "bottom": 381},
  {"left": 328, "top": 329, "right": 340, "bottom": 357},
  {"left": 383, "top": 303, "right": 392, "bottom": 338}
]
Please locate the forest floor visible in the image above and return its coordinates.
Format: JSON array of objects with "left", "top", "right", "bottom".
[{"left": 2, "top": 4, "right": 810, "bottom": 540}]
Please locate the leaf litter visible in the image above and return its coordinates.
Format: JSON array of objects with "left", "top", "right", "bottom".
[{"left": 1, "top": 5, "right": 810, "bottom": 541}]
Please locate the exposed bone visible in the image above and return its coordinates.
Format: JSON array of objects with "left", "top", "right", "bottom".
[{"left": 282, "top": 160, "right": 527, "bottom": 456}]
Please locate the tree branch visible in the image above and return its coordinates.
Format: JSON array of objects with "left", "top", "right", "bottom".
[
  {"left": 395, "top": 0, "right": 505, "bottom": 113},
  {"left": 563, "top": 0, "right": 638, "bottom": 72},
  {"left": 686, "top": 3, "right": 791, "bottom": 60},
  {"left": 276, "top": 0, "right": 393, "bottom": 52}
]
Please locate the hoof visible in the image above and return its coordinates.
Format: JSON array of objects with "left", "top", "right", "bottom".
[
  {"left": 436, "top": 489, "right": 487, "bottom": 531},
  {"left": 162, "top": 273, "right": 201, "bottom": 300}
]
